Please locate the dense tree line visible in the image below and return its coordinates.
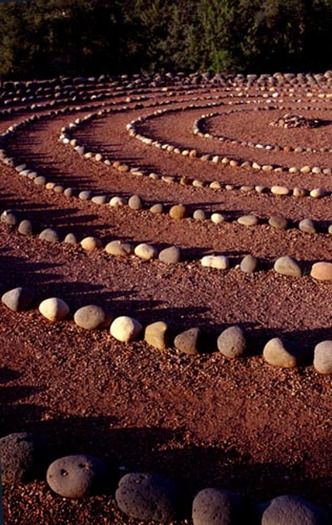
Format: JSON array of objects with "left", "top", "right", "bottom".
[{"left": 0, "top": 0, "right": 331, "bottom": 79}]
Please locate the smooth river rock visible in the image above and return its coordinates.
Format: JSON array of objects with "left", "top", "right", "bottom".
[{"left": 110, "top": 316, "right": 143, "bottom": 342}]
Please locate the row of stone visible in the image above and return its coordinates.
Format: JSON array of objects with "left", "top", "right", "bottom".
[
  {"left": 1, "top": 431, "right": 329, "bottom": 524},
  {"left": 2, "top": 285, "right": 332, "bottom": 372},
  {"left": 194, "top": 107, "right": 332, "bottom": 156},
  {"left": 127, "top": 102, "right": 332, "bottom": 179}
]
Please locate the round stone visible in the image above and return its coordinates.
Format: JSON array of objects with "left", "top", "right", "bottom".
[
  {"left": 169, "top": 204, "right": 187, "bottom": 220},
  {"left": 18, "top": 219, "right": 35, "bottom": 236},
  {"left": 313, "top": 341, "right": 332, "bottom": 374},
  {"left": 269, "top": 215, "right": 288, "bottom": 230},
  {"left": 78, "top": 190, "right": 92, "bottom": 201},
  {"left": 144, "top": 321, "right": 169, "bottom": 350},
  {"left": 134, "top": 243, "right": 157, "bottom": 260},
  {"left": 74, "top": 305, "right": 108, "bottom": 330},
  {"left": 115, "top": 472, "right": 182, "bottom": 522},
  {"left": 240, "top": 254, "right": 258, "bottom": 273},
  {"left": 128, "top": 195, "right": 143, "bottom": 210},
  {"left": 211, "top": 213, "right": 226, "bottom": 224},
  {"left": 63, "top": 233, "right": 79, "bottom": 244},
  {"left": 105, "top": 240, "right": 134, "bottom": 256},
  {"left": 110, "top": 316, "right": 143, "bottom": 342},
  {"left": 39, "top": 228, "right": 61, "bottom": 243},
  {"left": 237, "top": 215, "right": 259, "bottom": 227},
  {"left": 193, "top": 209, "right": 206, "bottom": 221},
  {"left": 263, "top": 338, "right": 302, "bottom": 368},
  {"left": 174, "top": 327, "right": 202, "bottom": 356},
  {"left": 39, "top": 297, "right": 70, "bottom": 322},
  {"left": 192, "top": 488, "right": 247, "bottom": 525},
  {"left": 110, "top": 196, "right": 126, "bottom": 207},
  {"left": 274, "top": 256, "right": 302, "bottom": 277},
  {"left": 260, "top": 494, "right": 329, "bottom": 525},
  {"left": 217, "top": 326, "right": 246, "bottom": 358},
  {"left": 0, "top": 432, "right": 41, "bottom": 484},
  {"left": 299, "top": 219, "right": 316, "bottom": 234},
  {"left": 158, "top": 246, "right": 181, "bottom": 264},
  {"left": 34, "top": 175, "right": 47, "bottom": 186},
  {"left": 80, "top": 236, "right": 102, "bottom": 251},
  {"left": 310, "top": 188, "right": 325, "bottom": 198},
  {"left": 201, "top": 255, "right": 229, "bottom": 270},
  {"left": 2, "top": 287, "right": 34, "bottom": 312},
  {"left": 150, "top": 203, "right": 164, "bottom": 214},
  {"left": 64, "top": 187, "right": 76, "bottom": 198},
  {"left": 310, "top": 262, "right": 332, "bottom": 281},
  {"left": 1, "top": 209, "right": 19, "bottom": 226},
  {"left": 47, "top": 454, "right": 109, "bottom": 499}
]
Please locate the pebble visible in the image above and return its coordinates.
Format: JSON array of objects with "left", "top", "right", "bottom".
[
  {"left": 150, "top": 203, "right": 164, "bottom": 214},
  {"left": 293, "top": 187, "right": 308, "bottom": 198},
  {"left": 115, "top": 472, "right": 182, "bottom": 522},
  {"left": 274, "top": 256, "right": 302, "bottom": 277},
  {"left": 39, "top": 228, "right": 61, "bottom": 243},
  {"left": 144, "top": 321, "right": 169, "bottom": 350},
  {"left": 237, "top": 215, "right": 259, "bottom": 227},
  {"left": 0, "top": 432, "right": 41, "bottom": 484},
  {"left": 74, "top": 305, "right": 108, "bottom": 330},
  {"left": 110, "top": 316, "right": 143, "bottom": 342},
  {"left": 109, "top": 196, "right": 126, "bottom": 207},
  {"left": 1, "top": 209, "right": 18, "bottom": 226},
  {"left": 53, "top": 185, "right": 64, "bottom": 194},
  {"left": 310, "top": 188, "right": 325, "bottom": 198},
  {"left": 105, "top": 240, "right": 134, "bottom": 256},
  {"left": 193, "top": 209, "right": 206, "bottom": 221},
  {"left": 211, "top": 213, "right": 226, "bottom": 224},
  {"left": 210, "top": 181, "right": 221, "bottom": 190},
  {"left": 34, "top": 175, "right": 47, "bottom": 186},
  {"left": 217, "top": 326, "right": 246, "bottom": 358},
  {"left": 134, "top": 243, "right": 157, "bottom": 260},
  {"left": 259, "top": 494, "right": 329, "bottom": 525},
  {"left": 192, "top": 488, "right": 247, "bottom": 525},
  {"left": 271, "top": 186, "right": 290, "bottom": 196},
  {"left": 263, "top": 337, "right": 302, "bottom": 368},
  {"left": 313, "top": 341, "right": 332, "bottom": 374},
  {"left": 240, "top": 254, "right": 258, "bottom": 273},
  {"left": 63, "top": 233, "right": 79, "bottom": 244},
  {"left": 169, "top": 204, "right": 187, "bottom": 219},
  {"left": 158, "top": 246, "right": 181, "bottom": 264},
  {"left": 128, "top": 195, "right": 143, "bottom": 210},
  {"left": 78, "top": 190, "right": 92, "bottom": 201},
  {"left": 91, "top": 195, "right": 108, "bottom": 205},
  {"left": 64, "top": 187, "right": 76, "bottom": 198},
  {"left": 201, "top": 255, "right": 229, "bottom": 270},
  {"left": 268, "top": 215, "right": 288, "bottom": 230},
  {"left": 18, "top": 219, "right": 35, "bottom": 236},
  {"left": 1, "top": 287, "right": 34, "bottom": 312},
  {"left": 174, "top": 327, "right": 201, "bottom": 355},
  {"left": 299, "top": 218, "right": 316, "bottom": 234},
  {"left": 310, "top": 262, "right": 332, "bottom": 281},
  {"left": 39, "top": 297, "right": 70, "bottom": 322},
  {"left": 47, "top": 454, "right": 109, "bottom": 499},
  {"left": 80, "top": 236, "right": 102, "bottom": 251}
]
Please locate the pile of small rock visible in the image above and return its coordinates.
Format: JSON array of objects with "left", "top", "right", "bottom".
[{"left": 269, "top": 113, "right": 321, "bottom": 129}]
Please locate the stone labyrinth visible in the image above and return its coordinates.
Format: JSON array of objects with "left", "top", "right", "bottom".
[{"left": 0, "top": 72, "right": 332, "bottom": 524}]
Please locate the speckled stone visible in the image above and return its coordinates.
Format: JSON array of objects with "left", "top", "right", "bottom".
[
  {"left": 174, "top": 327, "right": 201, "bottom": 355},
  {"left": 259, "top": 494, "right": 329, "bottom": 525},
  {"left": 217, "top": 326, "right": 246, "bottom": 358},
  {"left": 0, "top": 432, "right": 42, "bottom": 484},
  {"left": 192, "top": 488, "right": 247, "bottom": 525},
  {"left": 110, "top": 316, "right": 143, "bottom": 342},
  {"left": 2, "top": 287, "right": 34, "bottom": 312},
  {"left": 115, "top": 472, "right": 182, "bottom": 522},
  {"left": 47, "top": 454, "right": 109, "bottom": 499}
]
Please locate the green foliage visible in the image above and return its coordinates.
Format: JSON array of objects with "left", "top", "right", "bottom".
[{"left": 0, "top": 0, "right": 331, "bottom": 78}]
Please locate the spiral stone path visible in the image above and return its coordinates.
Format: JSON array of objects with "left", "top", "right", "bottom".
[{"left": 0, "top": 73, "right": 332, "bottom": 524}]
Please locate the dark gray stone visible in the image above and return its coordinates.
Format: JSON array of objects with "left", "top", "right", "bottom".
[
  {"left": 259, "top": 495, "right": 329, "bottom": 525},
  {"left": 115, "top": 472, "right": 182, "bottom": 522},
  {"left": 73, "top": 305, "right": 108, "bottom": 330},
  {"left": 0, "top": 432, "right": 40, "bottom": 484},
  {"left": 193, "top": 488, "right": 248, "bottom": 525},
  {"left": 39, "top": 228, "right": 60, "bottom": 243}
]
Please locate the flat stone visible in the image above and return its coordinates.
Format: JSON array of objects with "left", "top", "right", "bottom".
[
  {"left": 74, "top": 305, "right": 108, "bottom": 330},
  {"left": 105, "top": 240, "right": 134, "bottom": 256},
  {"left": 169, "top": 204, "right": 187, "bottom": 220},
  {"left": 274, "top": 256, "right": 302, "bottom": 277},
  {"left": 211, "top": 213, "right": 226, "bottom": 224},
  {"left": 158, "top": 246, "right": 181, "bottom": 264},
  {"left": 91, "top": 195, "right": 108, "bottom": 205},
  {"left": 217, "top": 326, "right": 246, "bottom": 358},
  {"left": 240, "top": 254, "right": 258, "bottom": 273},
  {"left": 237, "top": 215, "right": 259, "bottom": 227},
  {"left": 192, "top": 488, "right": 247, "bottom": 525},
  {"left": 110, "top": 316, "right": 143, "bottom": 342},
  {"left": 39, "top": 228, "right": 61, "bottom": 243},
  {"left": 47, "top": 454, "right": 109, "bottom": 499},
  {"left": 193, "top": 209, "right": 206, "bottom": 221},
  {"left": 310, "top": 262, "right": 332, "bottom": 281},
  {"left": 39, "top": 297, "right": 70, "bottom": 322},
  {"left": 2, "top": 287, "right": 34, "bottom": 312},
  {"left": 18, "top": 219, "right": 35, "bottom": 236},
  {"left": 0, "top": 432, "right": 41, "bottom": 484},
  {"left": 1, "top": 210, "right": 18, "bottom": 226},
  {"left": 269, "top": 215, "right": 288, "bottom": 230},
  {"left": 259, "top": 494, "right": 329, "bottom": 525},
  {"left": 128, "top": 195, "right": 143, "bottom": 210},
  {"left": 201, "top": 255, "right": 229, "bottom": 270},
  {"left": 134, "top": 243, "right": 157, "bottom": 260},
  {"left": 150, "top": 203, "right": 164, "bottom": 214},
  {"left": 299, "top": 219, "right": 316, "bottom": 234},
  {"left": 115, "top": 472, "right": 182, "bottom": 522},
  {"left": 174, "top": 327, "right": 201, "bottom": 355},
  {"left": 80, "top": 236, "right": 102, "bottom": 251},
  {"left": 263, "top": 338, "right": 302, "bottom": 368},
  {"left": 313, "top": 341, "right": 332, "bottom": 374},
  {"left": 144, "top": 321, "right": 169, "bottom": 350},
  {"left": 271, "top": 185, "right": 290, "bottom": 196}
]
